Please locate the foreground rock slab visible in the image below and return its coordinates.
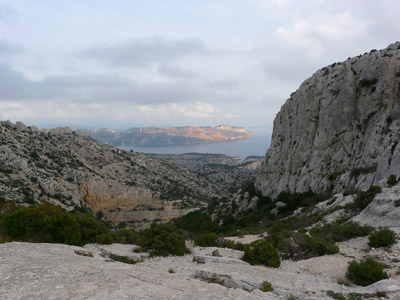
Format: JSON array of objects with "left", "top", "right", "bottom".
[
  {"left": 0, "top": 242, "right": 274, "bottom": 300},
  {"left": 2, "top": 241, "right": 400, "bottom": 299}
]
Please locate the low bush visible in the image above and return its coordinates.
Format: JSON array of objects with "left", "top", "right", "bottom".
[
  {"left": 346, "top": 258, "right": 388, "bottom": 286},
  {"left": 3, "top": 203, "right": 82, "bottom": 245},
  {"left": 242, "top": 240, "right": 280, "bottom": 268},
  {"left": 1, "top": 203, "right": 120, "bottom": 245},
  {"left": 115, "top": 229, "right": 140, "bottom": 244},
  {"left": 359, "top": 78, "right": 378, "bottom": 87},
  {"left": 353, "top": 186, "right": 382, "bottom": 210},
  {"left": 73, "top": 212, "right": 116, "bottom": 245},
  {"left": 275, "top": 191, "right": 325, "bottom": 215},
  {"left": 195, "top": 233, "right": 218, "bottom": 247},
  {"left": 292, "top": 233, "right": 339, "bottom": 258},
  {"left": 108, "top": 253, "right": 137, "bottom": 264},
  {"left": 309, "top": 221, "right": 373, "bottom": 243},
  {"left": 136, "top": 223, "right": 189, "bottom": 256},
  {"left": 368, "top": 228, "right": 396, "bottom": 248},
  {"left": 174, "top": 211, "right": 220, "bottom": 233},
  {"left": 387, "top": 175, "right": 398, "bottom": 187},
  {"left": 260, "top": 281, "right": 273, "bottom": 292}
]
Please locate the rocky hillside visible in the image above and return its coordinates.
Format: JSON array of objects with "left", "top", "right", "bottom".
[
  {"left": 151, "top": 153, "right": 262, "bottom": 192},
  {"left": 83, "top": 124, "right": 251, "bottom": 146},
  {"left": 256, "top": 42, "right": 400, "bottom": 198},
  {"left": 0, "top": 121, "right": 227, "bottom": 228}
]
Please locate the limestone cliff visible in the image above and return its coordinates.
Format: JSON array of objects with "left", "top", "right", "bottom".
[
  {"left": 0, "top": 121, "right": 227, "bottom": 228},
  {"left": 256, "top": 42, "right": 400, "bottom": 198}
]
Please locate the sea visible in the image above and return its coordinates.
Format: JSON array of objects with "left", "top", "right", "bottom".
[{"left": 119, "top": 127, "right": 271, "bottom": 160}]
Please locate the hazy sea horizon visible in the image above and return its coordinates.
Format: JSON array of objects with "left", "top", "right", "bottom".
[{"left": 119, "top": 127, "right": 271, "bottom": 160}]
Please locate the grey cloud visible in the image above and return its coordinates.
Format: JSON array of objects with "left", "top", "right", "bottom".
[
  {"left": 0, "top": 40, "right": 25, "bottom": 55},
  {"left": 158, "top": 64, "right": 201, "bottom": 79},
  {"left": 0, "top": 2, "right": 16, "bottom": 20},
  {"left": 205, "top": 79, "right": 239, "bottom": 89},
  {"left": 77, "top": 36, "right": 208, "bottom": 67},
  {"left": 262, "top": 54, "right": 320, "bottom": 85},
  {"left": 0, "top": 63, "right": 223, "bottom": 104}
]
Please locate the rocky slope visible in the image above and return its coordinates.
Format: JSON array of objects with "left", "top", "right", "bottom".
[
  {"left": 151, "top": 153, "right": 263, "bottom": 192},
  {"left": 0, "top": 121, "right": 227, "bottom": 228},
  {"left": 83, "top": 124, "right": 251, "bottom": 146},
  {"left": 256, "top": 42, "right": 400, "bottom": 198}
]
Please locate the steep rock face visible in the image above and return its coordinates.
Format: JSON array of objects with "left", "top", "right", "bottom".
[
  {"left": 256, "top": 42, "right": 400, "bottom": 198},
  {"left": 0, "top": 121, "right": 227, "bottom": 228}
]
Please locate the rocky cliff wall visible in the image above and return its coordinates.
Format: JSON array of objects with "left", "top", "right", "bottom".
[{"left": 256, "top": 42, "right": 400, "bottom": 198}]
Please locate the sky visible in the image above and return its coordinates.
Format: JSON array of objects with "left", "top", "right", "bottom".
[{"left": 0, "top": 0, "right": 399, "bottom": 130}]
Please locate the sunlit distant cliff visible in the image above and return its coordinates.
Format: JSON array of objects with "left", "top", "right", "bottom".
[{"left": 82, "top": 125, "right": 251, "bottom": 146}]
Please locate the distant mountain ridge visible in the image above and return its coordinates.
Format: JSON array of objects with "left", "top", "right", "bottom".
[{"left": 82, "top": 125, "right": 251, "bottom": 146}]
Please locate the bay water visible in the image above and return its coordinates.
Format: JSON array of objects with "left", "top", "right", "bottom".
[{"left": 119, "top": 127, "right": 271, "bottom": 159}]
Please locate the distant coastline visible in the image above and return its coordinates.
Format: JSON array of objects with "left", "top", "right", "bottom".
[
  {"left": 119, "top": 127, "right": 271, "bottom": 159},
  {"left": 82, "top": 124, "right": 251, "bottom": 147}
]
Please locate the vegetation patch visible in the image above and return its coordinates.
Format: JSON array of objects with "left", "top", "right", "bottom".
[
  {"left": 368, "top": 228, "right": 396, "bottom": 248},
  {"left": 328, "top": 171, "right": 343, "bottom": 181},
  {"left": 387, "top": 175, "right": 398, "bottom": 187},
  {"left": 74, "top": 250, "right": 94, "bottom": 257},
  {"left": 291, "top": 233, "right": 339, "bottom": 258},
  {"left": 359, "top": 78, "right": 378, "bottom": 87},
  {"left": 242, "top": 239, "right": 280, "bottom": 268},
  {"left": 108, "top": 253, "right": 137, "bottom": 264},
  {"left": 352, "top": 186, "right": 382, "bottom": 210},
  {"left": 260, "top": 281, "right": 273, "bottom": 292},
  {"left": 327, "top": 292, "right": 362, "bottom": 300},
  {"left": 136, "top": 223, "right": 189, "bottom": 256},
  {"left": 309, "top": 221, "right": 373, "bottom": 243},
  {"left": 346, "top": 258, "right": 388, "bottom": 286},
  {"left": 174, "top": 211, "right": 219, "bottom": 233},
  {"left": 0, "top": 203, "right": 117, "bottom": 246}
]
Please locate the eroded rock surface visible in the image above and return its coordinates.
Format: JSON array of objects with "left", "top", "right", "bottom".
[{"left": 2, "top": 240, "right": 400, "bottom": 300}]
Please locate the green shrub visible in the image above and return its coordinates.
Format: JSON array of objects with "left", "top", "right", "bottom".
[
  {"left": 275, "top": 191, "right": 324, "bottom": 214},
  {"left": 116, "top": 229, "right": 140, "bottom": 244},
  {"left": 195, "top": 233, "right": 218, "bottom": 247},
  {"left": 174, "top": 211, "right": 220, "bottom": 233},
  {"left": 3, "top": 203, "right": 81, "bottom": 245},
  {"left": 137, "top": 223, "right": 189, "bottom": 256},
  {"left": 108, "top": 253, "right": 137, "bottom": 264},
  {"left": 260, "top": 280, "right": 273, "bottom": 292},
  {"left": 346, "top": 258, "right": 388, "bottom": 286},
  {"left": 73, "top": 212, "right": 116, "bottom": 245},
  {"left": 387, "top": 175, "right": 398, "bottom": 187},
  {"left": 0, "top": 203, "right": 121, "bottom": 246},
  {"left": 310, "top": 221, "right": 373, "bottom": 243},
  {"left": 353, "top": 186, "right": 382, "bottom": 210},
  {"left": 359, "top": 78, "right": 378, "bottom": 87},
  {"left": 368, "top": 228, "right": 396, "bottom": 248},
  {"left": 328, "top": 172, "right": 343, "bottom": 181},
  {"left": 293, "top": 233, "right": 339, "bottom": 258},
  {"left": 242, "top": 240, "right": 280, "bottom": 268}
]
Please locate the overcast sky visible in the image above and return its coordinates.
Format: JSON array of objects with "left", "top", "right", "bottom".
[{"left": 0, "top": 0, "right": 399, "bottom": 130}]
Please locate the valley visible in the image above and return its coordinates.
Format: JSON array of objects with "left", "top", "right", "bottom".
[{"left": 1, "top": 42, "right": 400, "bottom": 299}]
